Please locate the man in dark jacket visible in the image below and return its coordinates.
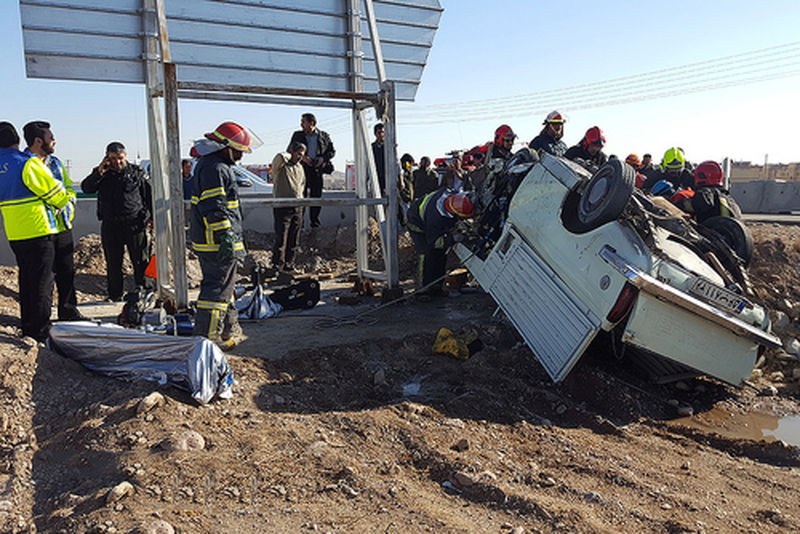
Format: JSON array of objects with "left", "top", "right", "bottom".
[
  {"left": 82, "top": 142, "right": 152, "bottom": 301},
  {"left": 371, "top": 122, "right": 386, "bottom": 195},
  {"left": 288, "top": 113, "right": 335, "bottom": 228},
  {"left": 565, "top": 126, "right": 608, "bottom": 169},
  {"left": 189, "top": 122, "right": 260, "bottom": 348},
  {"left": 412, "top": 156, "right": 439, "bottom": 200},
  {"left": 529, "top": 111, "right": 567, "bottom": 157}
]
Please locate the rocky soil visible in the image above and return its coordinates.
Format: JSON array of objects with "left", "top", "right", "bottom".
[{"left": 0, "top": 221, "right": 799, "bottom": 533}]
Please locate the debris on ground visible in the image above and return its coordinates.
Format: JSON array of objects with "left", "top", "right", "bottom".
[{"left": 0, "top": 221, "right": 799, "bottom": 532}]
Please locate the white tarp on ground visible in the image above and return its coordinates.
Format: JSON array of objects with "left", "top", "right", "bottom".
[
  {"left": 235, "top": 285, "right": 282, "bottom": 320},
  {"left": 48, "top": 322, "right": 233, "bottom": 404}
]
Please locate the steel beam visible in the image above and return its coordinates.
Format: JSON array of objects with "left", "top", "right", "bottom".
[{"left": 143, "top": 0, "right": 172, "bottom": 299}]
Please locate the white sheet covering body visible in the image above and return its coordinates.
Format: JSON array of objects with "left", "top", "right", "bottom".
[{"left": 48, "top": 322, "right": 234, "bottom": 404}]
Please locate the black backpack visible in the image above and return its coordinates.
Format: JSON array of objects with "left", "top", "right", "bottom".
[{"left": 118, "top": 287, "right": 155, "bottom": 326}]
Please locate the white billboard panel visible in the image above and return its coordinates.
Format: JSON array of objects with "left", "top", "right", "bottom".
[{"left": 19, "top": 0, "right": 442, "bottom": 101}]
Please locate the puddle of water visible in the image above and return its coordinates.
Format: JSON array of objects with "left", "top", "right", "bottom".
[
  {"left": 674, "top": 408, "right": 800, "bottom": 447},
  {"left": 765, "top": 415, "right": 800, "bottom": 446}
]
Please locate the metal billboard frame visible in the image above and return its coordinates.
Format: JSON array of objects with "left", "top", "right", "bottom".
[{"left": 19, "top": 0, "right": 442, "bottom": 308}]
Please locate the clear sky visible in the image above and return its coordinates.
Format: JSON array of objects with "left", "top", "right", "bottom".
[{"left": 2, "top": 0, "right": 799, "bottom": 180}]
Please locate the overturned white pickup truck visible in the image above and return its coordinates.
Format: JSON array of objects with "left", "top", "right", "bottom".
[{"left": 457, "top": 151, "right": 780, "bottom": 385}]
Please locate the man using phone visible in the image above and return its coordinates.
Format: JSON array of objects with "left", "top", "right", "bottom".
[{"left": 81, "top": 142, "right": 152, "bottom": 301}]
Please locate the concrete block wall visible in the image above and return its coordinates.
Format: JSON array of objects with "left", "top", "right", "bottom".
[
  {"left": 0, "top": 193, "right": 357, "bottom": 266},
  {"left": 731, "top": 180, "right": 800, "bottom": 214}
]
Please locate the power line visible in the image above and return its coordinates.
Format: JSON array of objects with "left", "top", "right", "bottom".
[
  {"left": 400, "top": 57, "right": 800, "bottom": 124},
  {"left": 403, "top": 41, "right": 800, "bottom": 114}
]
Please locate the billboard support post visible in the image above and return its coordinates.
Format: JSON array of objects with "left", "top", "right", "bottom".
[{"left": 143, "top": 0, "right": 173, "bottom": 301}]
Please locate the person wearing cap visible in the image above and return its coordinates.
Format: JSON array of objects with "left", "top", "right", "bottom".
[
  {"left": 189, "top": 121, "right": 262, "bottom": 348},
  {"left": 406, "top": 188, "right": 474, "bottom": 299},
  {"left": 287, "top": 113, "right": 335, "bottom": 228},
  {"left": 0, "top": 122, "right": 73, "bottom": 341},
  {"left": 565, "top": 126, "right": 608, "bottom": 169},
  {"left": 82, "top": 141, "right": 152, "bottom": 302},
  {"left": 529, "top": 111, "right": 567, "bottom": 157}
]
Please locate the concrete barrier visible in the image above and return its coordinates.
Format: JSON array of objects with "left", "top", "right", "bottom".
[
  {"left": 731, "top": 180, "right": 800, "bottom": 214},
  {"left": 0, "top": 191, "right": 357, "bottom": 266}
]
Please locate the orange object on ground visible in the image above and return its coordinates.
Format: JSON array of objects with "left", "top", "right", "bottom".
[{"left": 145, "top": 254, "right": 157, "bottom": 279}]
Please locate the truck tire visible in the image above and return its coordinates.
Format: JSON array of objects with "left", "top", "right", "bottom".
[
  {"left": 702, "top": 216, "right": 754, "bottom": 266},
  {"left": 577, "top": 159, "right": 635, "bottom": 229}
]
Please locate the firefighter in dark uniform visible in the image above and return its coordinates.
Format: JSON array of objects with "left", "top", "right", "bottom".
[
  {"left": 491, "top": 125, "right": 516, "bottom": 160},
  {"left": 641, "top": 147, "right": 695, "bottom": 192},
  {"left": 675, "top": 160, "right": 741, "bottom": 223},
  {"left": 189, "top": 122, "right": 262, "bottom": 348},
  {"left": 565, "top": 126, "right": 608, "bottom": 169},
  {"left": 528, "top": 111, "right": 567, "bottom": 157},
  {"left": 406, "top": 188, "right": 474, "bottom": 298}
]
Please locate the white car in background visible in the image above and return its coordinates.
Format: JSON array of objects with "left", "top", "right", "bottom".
[
  {"left": 458, "top": 151, "right": 779, "bottom": 385},
  {"left": 139, "top": 160, "right": 273, "bottom": 196}
]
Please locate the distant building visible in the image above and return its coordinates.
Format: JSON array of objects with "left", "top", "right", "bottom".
[{"left": 730, "top": 161, "right": 800, "bottom": 182}]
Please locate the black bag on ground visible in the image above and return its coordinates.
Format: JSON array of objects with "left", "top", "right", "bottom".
[
  {"left": 118, "top": 287, "right": 155, "bottom": 326},
  {"left": 270, "top": 279, "right": 320, "bottom": 310}
]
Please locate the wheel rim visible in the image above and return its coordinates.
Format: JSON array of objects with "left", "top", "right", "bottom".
[{"left": 586, "top": 176, "right": 609, "bottom": 207}]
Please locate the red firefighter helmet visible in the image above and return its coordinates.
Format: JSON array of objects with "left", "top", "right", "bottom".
[
  {"left": 204, "top": 121, "right": 262, "bottom": 153},
  {"left": 583, "top": 126, "right": 606, "bottom": 148},
  {"left": 694, "top": 160, "right": 724, "bottom": 187},
  {"left": 494, "top": 124, "right": 516, "bottom": 145},
  {"left": 444, "top": 193, "right": 474, "bottom": 218},
  {"left": 625, "top": 154, "right": 641, "bottom": 168},
  {"left": 543, "top": 111, "right": 565, "bottom": 124}
]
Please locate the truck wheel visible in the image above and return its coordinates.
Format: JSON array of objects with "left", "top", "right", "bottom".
[
  {"left": 578, "top": 159, "right": 634, "bottom": 229},
  {"left": 702, "top": 216, "right": 754, "bottom": 266}
]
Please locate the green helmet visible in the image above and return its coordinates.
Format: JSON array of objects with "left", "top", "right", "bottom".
[{"left": 662, "top": 147, "right": 686, "bottom": 171}]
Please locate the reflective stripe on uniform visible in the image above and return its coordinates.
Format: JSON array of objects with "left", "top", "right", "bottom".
[
  {"left": 208, "top": 219, "right": 232, "bottom": 231},
  {"left": 0, "top": 195, "right": 41, "bottom": 207},
  {"left": 418, "top": 191, "right": 434, "bottom": 219},
  {"left": 191, "top": 240, "right": 245, "bottom": 253},
  {"left": 199, "top": 187, "right": 225, "bottom": 201},
  {"left": 719, "top": 197, "right": 731, "bottom": 217},
  {"left": 40, "top": 183, "right": 66, "bottom": 201},
  {"left": 197, "top": 299, "right": 228, "bottom": 311},
  {"left": 209, "top": 309, "right": 220, "bottom": 339}
]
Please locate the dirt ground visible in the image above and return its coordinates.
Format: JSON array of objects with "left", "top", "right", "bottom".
[{"left": 1, "top": 221, "right": 800, "bottom": 533}]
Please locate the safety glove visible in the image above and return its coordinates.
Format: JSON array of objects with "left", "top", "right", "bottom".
[{"left": 217, "top": 230, "right": 236, "bottom": 262}]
